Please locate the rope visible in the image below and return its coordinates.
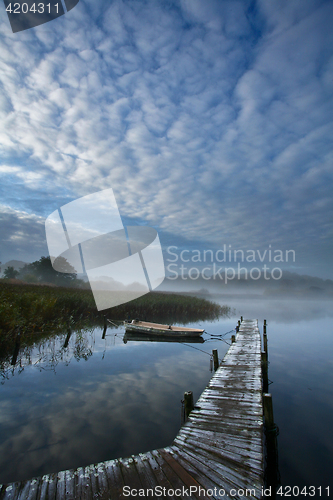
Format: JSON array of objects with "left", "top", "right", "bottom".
[
  {"left": 202, "top": 328, "right": 236, "bottom": 347},
  {"left": 205, "top": 329, "right": 235, "bottom": 338},
  {"left": 107, "top": 319, "right": 123, "bottom": 328},
  {"left": 181, "top": 343, "right": 214, "bottom": 357}
]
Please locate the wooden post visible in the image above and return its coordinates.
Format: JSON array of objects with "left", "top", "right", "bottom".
[
  {"left": 263, "top": 333, "right": 268, "bottom": 354},
  {"left": 63, "top": 327, "right": 72, "bottom": 348},
  {"left": 212, "top": 349, "right": 219, "bottom": 371},
  {"left": 231, "top": 334, "right": 236, "bottom": 343},
  {"left": 238, "top": 320, "right": 241, "bottom": 327},
  {"left": 184, "top": 391, "right": 194, "bottom": 420},
  {"left": 263, "top": 319, "right": 267, "bottom": 334},
  {"left": 262, "top": 351, "right": 268, "bottom": 393},
  {"left": 240, "top": 316, "right": 243, "bottom": 322},
  {"left": 11, "top": 330, "right": 21, "bottom": 366},
  {"left": 263, "top": 393, "right": 278, "bottom": 494},
  {"left": 263, "top": 393, "right": 274, "bottom": 428},
  {"left": 102, "top": 316, "right": 107, "bottom": 339}
]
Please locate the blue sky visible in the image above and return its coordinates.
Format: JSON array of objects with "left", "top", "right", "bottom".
[{"left": 0, "top": 0, "right": 333, "bottom": 278}]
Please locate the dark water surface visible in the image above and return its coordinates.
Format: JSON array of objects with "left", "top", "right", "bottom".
[
  {"left": 0, "top": 317, "right": 232, "bottom": 484},
  {"left": 1, "top": 298, "right": 332, "bottom": 493}
]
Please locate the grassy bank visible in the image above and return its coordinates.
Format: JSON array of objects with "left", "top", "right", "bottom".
[{"left": 0, "top": 281, "right": 230, "bottom": 356}]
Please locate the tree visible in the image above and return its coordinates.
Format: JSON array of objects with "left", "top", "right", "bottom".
[
  {"left": 20, "top": 256, "right": 77, "bottom": 286},
  {"left": 4, "top": 266, "right": 19, "bottom": 279}
]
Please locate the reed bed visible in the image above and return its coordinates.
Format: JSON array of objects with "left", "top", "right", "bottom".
[{"left": 0, "top": 281, "right": 230, "bottom": 357}]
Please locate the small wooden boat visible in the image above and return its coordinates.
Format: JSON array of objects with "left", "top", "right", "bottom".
[
  {"left": 123, "top": 333, "right": 204, "bottom": 344},
  {"left": 125, "top": 320, "right": 204, "bottom": 337}
]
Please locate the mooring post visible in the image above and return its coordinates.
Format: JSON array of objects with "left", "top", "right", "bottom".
[
  {"left": 231, "top": 334, "right": 236, "bottom": 343},
  {"left": 11, "top": 329, "right": 21, "bottom": 366},
  {"left": 63, "top": 326, "right": 72, "bottom": 348},
  {"left": 263, "top": 332, "right": 268, "bottom": 354},
  {"left": 212, "top": 349, "right": 219, "bottom": 371},
  {"left": 102, "top": 316, "right": 107, "bottom": 339},
  {"left": 184, "top": 391, "right": 194, "bottom": 420},
  {"left": 238, "top": 320, "right": 241, "bottom": 327},
  {"left": 240, "top": 316, "right": 243, "bottom": 322},
  {"left": 263, "top": 393, "right": 278, "bottom": 494},
  {"left": 262, "top": 351, "right": 268, "bottom": 393},
  {"left": 263, "top": 393, "right": 274, "bottom": 428}
]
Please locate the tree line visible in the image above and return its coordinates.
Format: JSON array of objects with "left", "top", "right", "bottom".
[{"left": 1, "top": 256, "right": 87, "bottom": 288}]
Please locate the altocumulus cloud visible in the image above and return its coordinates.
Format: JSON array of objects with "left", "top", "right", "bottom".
[{"left": 0, "top": 0, "right": 332, "bottom": 275}]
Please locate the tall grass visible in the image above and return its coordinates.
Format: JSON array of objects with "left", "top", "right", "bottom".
[{"left": 0, "top": 281, "right": 230, "bottom": 357}]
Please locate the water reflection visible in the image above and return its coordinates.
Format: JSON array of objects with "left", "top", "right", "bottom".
[
  {"left": 1, "top": 298, "right": 332, "bottom": 488},
  {"left": 0, "top": 318, "right": 233, "bottom": 484},
  {"left": 1, "top": 328, "right": 98, "bottom": 384}
]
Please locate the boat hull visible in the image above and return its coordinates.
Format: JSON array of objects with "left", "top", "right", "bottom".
[
  {"left": 125, "top": 321, "right": 204, "bottom": 337},
  {"left": 123, "top": 333, "right": 205, "bottom": 343}
]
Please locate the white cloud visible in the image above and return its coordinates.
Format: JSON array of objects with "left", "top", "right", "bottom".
[{"left": 0, "top": 0, "right": 332, "bottom": 274}]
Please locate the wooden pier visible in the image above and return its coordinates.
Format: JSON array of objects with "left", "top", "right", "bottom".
[{"left": 0, "top": 319, "right": 265, "bottom": 499}]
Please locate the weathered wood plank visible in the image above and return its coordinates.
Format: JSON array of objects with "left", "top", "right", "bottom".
[
  {"left": 103, "top": 459, "right": 125, "bottom": 499},
  {"left": 170, "top": 445, "right": 249, "bottom": 500},
  {"left": 151, "top": 450, "right": 194, "bottom": 500},
  {"left": 74, "top": 466, "right": 92, "bottom": 500},
  {"left": 119, "top": 457, "right": 143, "bottom": 495},
  {"left": 160, "top": 448, "right": 211, "bottom": 500},
  {"left": 94, "top": 462, "right": 110, "bottom": 499},
  {"left": 132, "top": 454, "right": 159, "bottom": 491},
  {"left": 0, "top": 483, "right": 21, "bottom": 500},
  {"left": 55, "top": 471, "right": 66, "bottom": 500},
  {"left": 176, "top": 427, "right": 263, "bottom": 456},
  {"left": 176, "top": 445, "right": 262, "bottom": 493}
]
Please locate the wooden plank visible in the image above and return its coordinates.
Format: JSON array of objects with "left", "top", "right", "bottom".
[
  {"left": 164, "top": 448, "right": 226, "bottom": 500},
  {"left": 179, "top": 436, "right": 263, "bottom": 477},
  {"left": 74, "top": 467, "right": 92, "bottom": 500},
  {"left": 151, "top": 450, "right": 194, "bottom": 500},
  {"left": 174, "top": 440, "right": 263, "bottom": 487},
  {"left": 0, "top": 483, "right": 21, "bottom": 500},
  {"left": 176, "top": 427, "right": 263, "bottom": 456},
  {"left": 64, "top": 469, "right": 75, "bottom": 499},
  {"left": 94, "top": 462, "right": 110, "bottom": 499},
  {"left": 38, "top": 475, "right": 54, "bottom": 500},
  {"left": 132, "top": 454, "right": 159, "bottom": 491},
  {"left": 160, "top": 448, "right": 211, "bottom": 500},
  {"left": 103, "top": 459, "right": 125, "bottom": 499},
  {"left": 25, "top": 478, "right": 40, "bottom": 500},
  {"left": 86, "top": 464, "right": 98, "bottom": 499},
  {"left": 15, "top": 481, "right": 30, "bottom": 500},
  {"left": 119, "top": 457, "right": 143, "bottom": 494},
  {"left": 55, "top": 471, "right": 66, "bottom": 500},
  {"left": 143, "top": 451, "right": 177, "bottom": 498},
  {"left": 180, "top": 443, "right": 263, "bottom": 489},
  {"left": 170, "top": 445, "right": 249, "bottom": 499}
]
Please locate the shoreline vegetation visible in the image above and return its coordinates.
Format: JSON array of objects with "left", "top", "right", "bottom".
[{"left": 0, "top": 280, "right": 230, "bottom": 359}]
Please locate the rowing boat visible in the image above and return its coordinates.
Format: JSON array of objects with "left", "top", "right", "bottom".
[
  {"left": 125, "top": 320, "right": 204, "bottom": 337},
  {"left": 123, "top": 333, "right": 205, "bottom": 343}
]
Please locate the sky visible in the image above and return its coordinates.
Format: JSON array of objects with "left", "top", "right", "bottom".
[{"left": 0, "top": 0, "right": 333, "bottom": 280}]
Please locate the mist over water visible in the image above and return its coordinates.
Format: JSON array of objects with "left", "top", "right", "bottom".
[{"left": 0, "top": 297, "right": 332, "bottom": 489}]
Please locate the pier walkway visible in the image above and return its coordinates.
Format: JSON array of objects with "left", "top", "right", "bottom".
[{"left": 0, "top": 319, "right": 264, "bottom": 499}]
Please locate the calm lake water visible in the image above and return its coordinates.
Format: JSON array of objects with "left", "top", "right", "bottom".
[{"left": 0, "top": 298, "right": 332, "bottom": 492}]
